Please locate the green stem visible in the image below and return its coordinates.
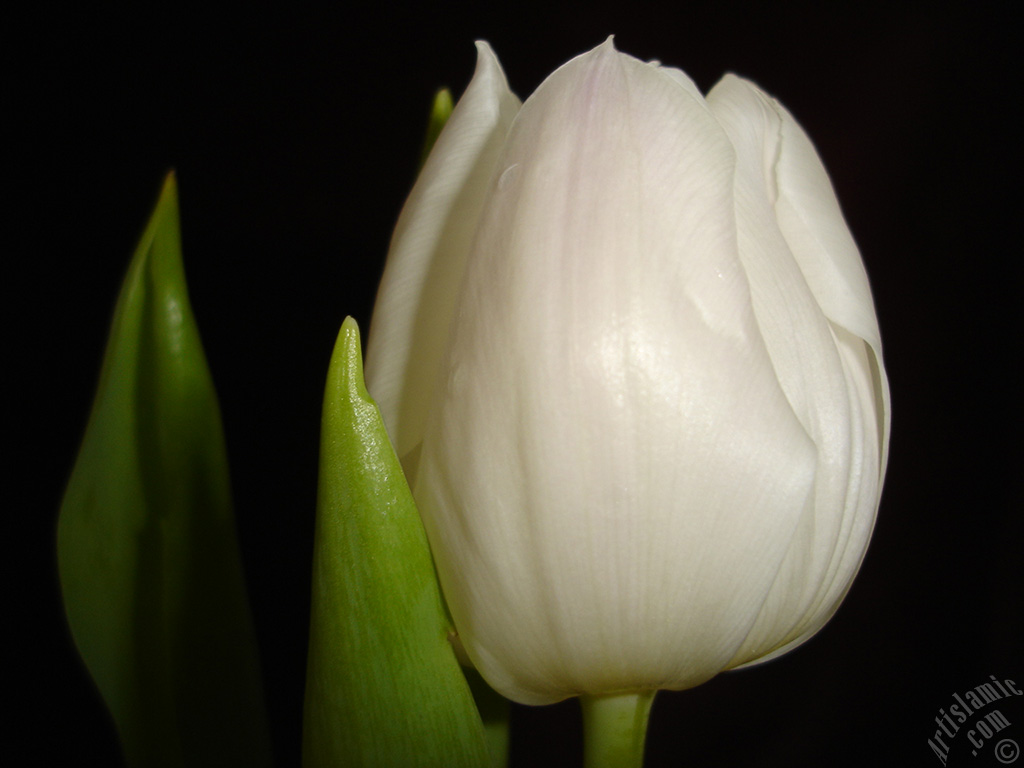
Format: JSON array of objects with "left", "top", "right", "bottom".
[{"left": 580, "top": 691, "right": 656, "bottom": 768}]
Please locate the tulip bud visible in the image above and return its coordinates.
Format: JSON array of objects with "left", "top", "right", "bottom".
[{"left": 366, "top": 38, "right": 890, "bottom": 706}]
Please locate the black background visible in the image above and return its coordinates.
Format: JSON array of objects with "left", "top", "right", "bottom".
[{"left": 11, "top": 2, "right": 1020, "bottom": 766}]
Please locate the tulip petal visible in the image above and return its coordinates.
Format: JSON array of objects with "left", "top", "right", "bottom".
[
  {"left": 416, "top": 42, "right": 819, "bottom": 704},
  {"left": 371, "top": 40, "right": 889, "bottom": 706},
  {"left": 768, "top": 93, "right": 892, "bottom": 476},
  {"left": 706, "top": 76, "right": 887, "bottom": 663},
  {"left": 365, "top": 42, "right": 521, "bottom": 481},
  {"left": 711, "top": 76, "right": 890, "bottom": 469}
]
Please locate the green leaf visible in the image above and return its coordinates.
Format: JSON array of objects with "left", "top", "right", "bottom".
[
  {"left": 302, "top": 317, "right": 489, "bottom": 768},
  {"left": 419, "top": 87, "right": 454, "bottom": 169},
  {"left": 57, "top": 173, "right": 272, "bottom": 768},
  {"left": 465, "top": 668, "right": 511, "bottom": 768}
]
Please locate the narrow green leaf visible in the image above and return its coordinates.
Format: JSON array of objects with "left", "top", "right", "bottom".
[
  {"left": 465, "top": 669, "right": 511, "bottom": 768},
  {"left": 303, "top": 317, "right": 489, "bottom": 768},
  {"left": 419, "top": 87, "right": 454, "bottom": 169},
  {"left": 58, "top": 173, "right": 272, "bottom": 768}
]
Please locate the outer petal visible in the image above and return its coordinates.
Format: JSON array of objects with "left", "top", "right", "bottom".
[
  {"left": 706, "top": 76, "right": 887, "bottom": 664},
  {"left": 724, "top": 75, "right": 888, "bottom": 468},
  {"left": 771, "top": 85, "right": 891, "bottom": 476},
  {"left": 365, "top": 42, "right": 521, "bottom": 478},
  {"left": 415, "top": 41, "right": 818, "bottom": 705}
]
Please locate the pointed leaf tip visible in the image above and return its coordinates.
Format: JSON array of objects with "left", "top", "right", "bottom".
[
  {"left": 57, "top": 177, "right": 271, "bottom": 767},
  {"left": 336, "top": 315, "right": 369, "bottom": 402},
  {"left": 303, "top": 318, "right": 489, "bottom": 768},
  {"left": 419, "top": 88, "right": 455, "bottom": 169}
]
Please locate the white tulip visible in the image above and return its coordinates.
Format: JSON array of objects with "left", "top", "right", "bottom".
[{"left": 366, "top": 38, "right": 890, "bottom": 706}]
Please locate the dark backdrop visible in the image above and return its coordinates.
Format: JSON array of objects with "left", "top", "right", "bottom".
[{"left": 11, "top": 2, "right": 1020, "bottom": 767}]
